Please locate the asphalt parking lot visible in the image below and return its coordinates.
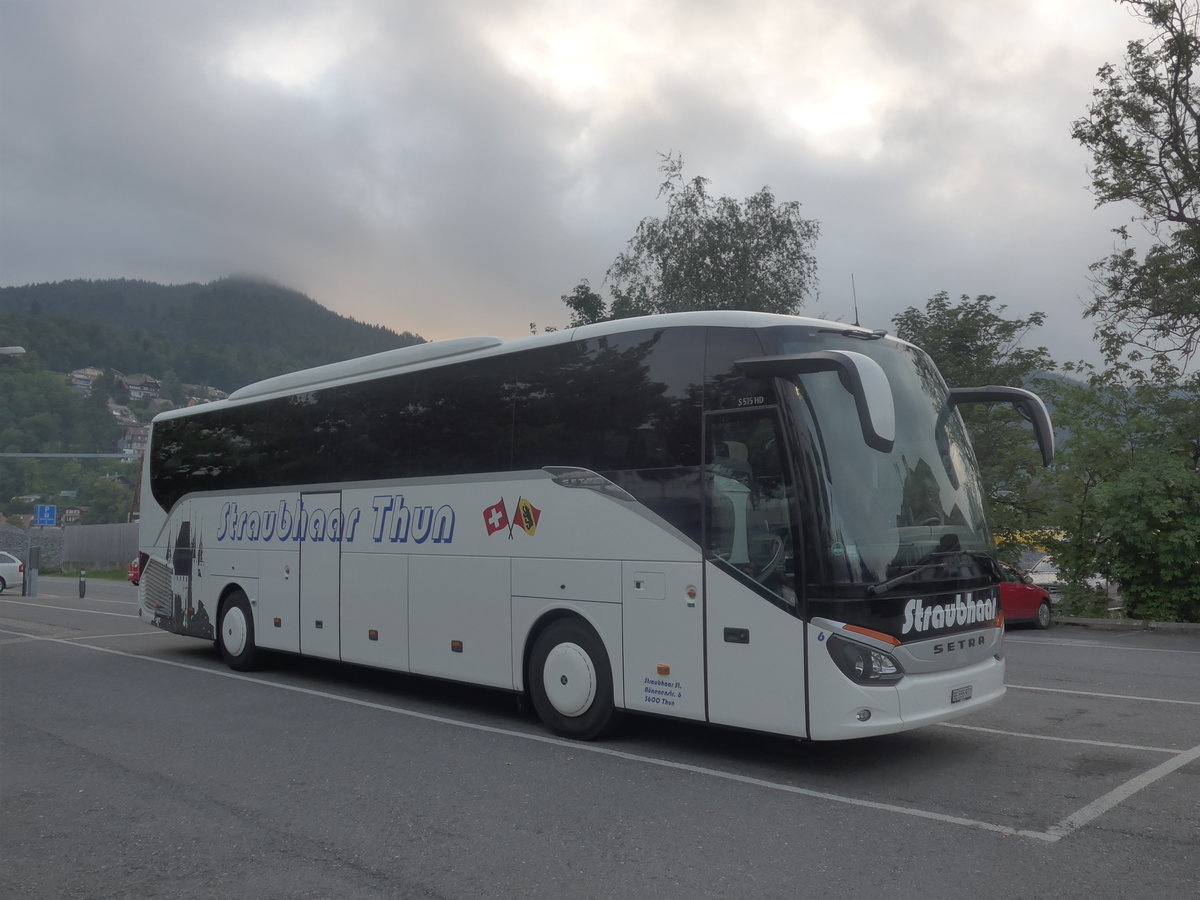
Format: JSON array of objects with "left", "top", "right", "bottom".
[{"left": 2, "top": 578, "right": 1197, "bottom": 899}]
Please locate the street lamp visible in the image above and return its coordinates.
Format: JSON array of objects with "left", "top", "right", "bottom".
[{"left": 1, "top": 346, "right": 26, "bottom": 356}]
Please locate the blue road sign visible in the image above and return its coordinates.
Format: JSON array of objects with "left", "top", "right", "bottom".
[{"left": 35, "top": 504, "right": 56, "bottom": 526}]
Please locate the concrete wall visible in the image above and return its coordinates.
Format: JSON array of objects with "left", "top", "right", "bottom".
[
  {"left": 1, "top": 522, "right": 139, "bottom": 571},
  {"left": 62, "top": 522, "right": 139, "bottom": 569}
]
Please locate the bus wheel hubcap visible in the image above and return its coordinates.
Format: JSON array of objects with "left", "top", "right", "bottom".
[
  {"left": 224, "top": 608, "right": 247, "bottom": 656},
  {"left": 543, "top": 642, "right": 596, "bottom": 718}
]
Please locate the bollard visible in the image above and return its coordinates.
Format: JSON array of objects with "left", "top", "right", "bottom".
[{"left": 79, "top": 570, "right": 86, "bottom": 599}]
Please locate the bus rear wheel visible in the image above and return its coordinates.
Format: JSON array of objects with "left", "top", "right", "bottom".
[
  {"left": 219, "top": 590, "right": 259, "bottom": 671},
  {"left": 528, "top": 618, "right": 616, "bottom": 740}
]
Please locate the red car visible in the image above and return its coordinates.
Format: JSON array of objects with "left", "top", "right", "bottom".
[
  {"left": 126, "top": 558, "right": 140, "bottom": 586},
  {"left": 998, "top": 561, "right": 1052, "bottom": 629}
]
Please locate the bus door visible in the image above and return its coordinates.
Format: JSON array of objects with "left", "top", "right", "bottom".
[
  {"left": 300, "top": 491, "right": 342, "bottom": 660},
  {"left": 703, "top": 408, "right": 808, "bottom": 738},
  {"left": 622, "top": 558, "right": 706, "bottom": 721}
]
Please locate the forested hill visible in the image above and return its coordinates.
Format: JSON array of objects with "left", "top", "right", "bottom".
[{"left": 0, "top": 277, "right": 425, "bottom": 392}]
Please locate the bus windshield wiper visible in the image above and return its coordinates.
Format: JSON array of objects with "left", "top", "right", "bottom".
[
  {"left": 817, "top": 327, "right": 887, "bottom": 340},
  {"left": 865, "top": 551, "right": 962, "bottom": 596}
]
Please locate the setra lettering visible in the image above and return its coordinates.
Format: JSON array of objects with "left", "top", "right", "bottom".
[{"left": 932, "top": 636, "right": 988, "bottom": 654}]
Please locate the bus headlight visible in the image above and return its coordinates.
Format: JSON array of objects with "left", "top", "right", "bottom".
[{"left": 826, "top": 635, "right": 904, "bottom": 685}]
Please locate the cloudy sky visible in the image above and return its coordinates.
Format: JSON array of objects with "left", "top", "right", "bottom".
[{"left": 0, "top": 0, "right": 1152, "bottom": 364}]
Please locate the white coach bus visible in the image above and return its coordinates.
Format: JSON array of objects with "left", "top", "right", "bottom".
[{"left": 137, "top": 311, "right": 1053, "bottom": 741}]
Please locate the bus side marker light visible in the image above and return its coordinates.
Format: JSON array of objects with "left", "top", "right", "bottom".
[
  {"left": 273, "top": 618, "right": 281, "bottom": 628},
  {"left": 842, "top": 623, "right": 901, "bottom": 647},
  {"left": 315, "top": 620, "right": 324, "bottom": 629},
  {"left": 657, "top": 664, "right": 670, "bottom": 676},
  {"left": 369, "top": 630, "right": 379, "bottom": 641},
  {"left": 451, "top": 640, "right": 463, "bottom": 653}
]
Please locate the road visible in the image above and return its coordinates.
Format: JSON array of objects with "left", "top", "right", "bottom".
[{"left": 2, "top": 577, "right": 1197, "bottom": 899}]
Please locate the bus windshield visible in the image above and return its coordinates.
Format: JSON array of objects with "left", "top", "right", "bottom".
[{"left": 768, "top": 327, "right": 992, "bottom": 596}]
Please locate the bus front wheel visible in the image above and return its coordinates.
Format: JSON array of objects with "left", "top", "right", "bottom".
[
  {"left": 219, "top": 590, "right": 259, "bottom": 671},
  {"left": 528, "top": 618, "right": 616, "bottom": 740}
]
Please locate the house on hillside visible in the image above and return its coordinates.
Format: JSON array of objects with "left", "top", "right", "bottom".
[
  {"left": 119, "top": 425, "right": 149, "bottom": 456},
  {"left": 121, "top": 374, "right": 161, "bottom": 402},
  {"left": 183, "top": 384, "right": 229, "bottom": 405},
  {"left": 68, "top": 367, "right": 104, "bottom": 395},
  {"left": 108, "top": 401, "right": 139, "bottom": 425}
]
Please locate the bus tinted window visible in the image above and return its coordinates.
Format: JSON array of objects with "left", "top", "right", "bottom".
[
  {"left": 406, "top": 356, "right": 515, "bottom": 477},
  {"left": 704, "top": 327, "right": 772, "bottom": 410},
  {"left": 150, "top": 327, "right": 706, "bottom": 520},
  {"left": 511, "top": 328, "right": 703, "bottom": 472}
]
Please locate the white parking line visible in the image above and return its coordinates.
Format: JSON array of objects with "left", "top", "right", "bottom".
[
  {"left": 937, "top": 722, "right": 1179, "bottom": 754},
  {"left": 1, "top": 629, "right": 1051, "bottom": 841},
  {"left": 1044, "top": 743, "right": 1200, "bottom": 841},
  {"left": 1008, "top": 683, "right": 1200, "bottom": 706},
  {"left": 7, "top": 591, "right": 136, "bottom": 604},
  {"left": 1006, "top": 637, "right": 1200, "bottom": 655},
  {"left": 67, "top": 596, "right": 138, "bottom": 607},
  {"left": 0, "top": 598, "right": 139, "bottom": 618},
  {"left": 1102, "top": 629, "right": 1155, "bottom": 641},
  {"left": 72, "top": 631, "right": 163, "bottom": 641},
  {"left": 8, "top": 628, "right": 1196, "bottom": 844}
]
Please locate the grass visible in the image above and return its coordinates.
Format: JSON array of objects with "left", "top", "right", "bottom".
[
  {"left": 1058, "top": 583, "right": 1120, "bottom": 618},
  {"left": 44, "top": 567, "right": 130, "bottom": 582}
]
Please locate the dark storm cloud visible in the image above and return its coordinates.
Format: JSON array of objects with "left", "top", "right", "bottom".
[
  {"left": 0, "top": 0, "right": 1146, "bottom": 360},
  {"left": 3, "top": 2, "right": 365, "bottom": 273}
]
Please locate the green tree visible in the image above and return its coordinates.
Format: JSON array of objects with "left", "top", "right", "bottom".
[
  {"left": 891, "top": 292, "right": 1056, "bottom": 540},
  {"left": 1064, "top": 1, "right": 1200, "bottom": 620},
  {"left": 93, "top": 368, "right": 116, "bottom": 400},
  {"left": 1045, "top": 364, "right": 1200, "bottom": 621},
  {"left": 1071, "top": 0, "right": 1200, "bottom": 363},
  {"left": 80, "top": 476, "right": 134, "bottom": 525},
  {"left": 560, "top": 280, "right": 607, "bottom": 327},
  {"left": 160, "top": 367, "right": 185, "bottom": 406},
  {"left": 0, "top": 366, "right": 123, "bottom": 507},
  {"left": 563, "top": 153, "right": 820, "bottom": 323}
]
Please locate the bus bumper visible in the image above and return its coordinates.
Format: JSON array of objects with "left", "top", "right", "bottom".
[{"left": 807, "top": 654, "right": 1006, "bottom": 741}]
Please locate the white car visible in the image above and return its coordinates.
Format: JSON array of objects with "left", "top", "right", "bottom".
[
  {"left": 1027, "top": 555, "right": 1109, "bottom": 600},
  {"left": 0, "top": 550, "right": 24, "bottom": 593},
  {"left": 1026, "top": 556, "right": 1061, "bottom": 597}
]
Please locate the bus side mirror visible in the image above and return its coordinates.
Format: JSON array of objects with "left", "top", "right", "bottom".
[
  {"left": 736, "top": 350, "right": 895, "bottom": 453},
  {"left": 948, "top": 386, "right": 1055, "bottom": 467}
]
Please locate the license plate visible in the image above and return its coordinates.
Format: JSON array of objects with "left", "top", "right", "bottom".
[{"left": 951, "top": 685, "right": 973, "bottom": 704}]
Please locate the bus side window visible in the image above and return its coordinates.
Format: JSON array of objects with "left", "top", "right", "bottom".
[
  {"left": 704, "top": 326, "right": 772, "bottom": 411},
  {"left": 705, "top": 409, "right": 798, "bottom": 606}
]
